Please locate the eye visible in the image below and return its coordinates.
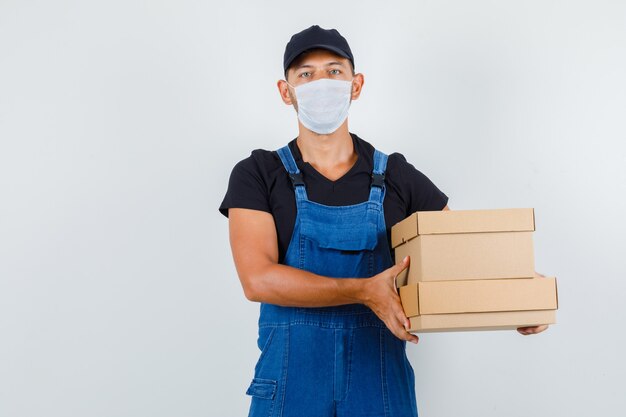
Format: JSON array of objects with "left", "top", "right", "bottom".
[
  {"left": 299, "top": 71, "right": 311, "bottom": 78},
  {"left": 330, "top": 69, "right": 341, "bottom": 75}
]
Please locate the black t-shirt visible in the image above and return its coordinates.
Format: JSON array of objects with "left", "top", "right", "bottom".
[{"left": 218, "top": 132, "right": 449, "bottom": 264}]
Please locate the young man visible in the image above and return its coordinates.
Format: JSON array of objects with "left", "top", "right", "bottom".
[{"left": 219, "top": 25, "right": 547, "bottom": 417}]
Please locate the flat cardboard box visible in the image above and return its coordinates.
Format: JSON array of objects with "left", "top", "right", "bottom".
[
  {"left": 391, "top": 208, "right": 535, "bottom": 248},
  {"left": 406, "top": 309, "right": 557, "bottom": 333},
  {"left": 398, "top": 276, "right": 558, "bottom": 333},
  {"left": 391, "top": 208, "right": 536, "bottom": 286},
  {"left": 399, "top": 277, "right": 558, "bottom": 316}
]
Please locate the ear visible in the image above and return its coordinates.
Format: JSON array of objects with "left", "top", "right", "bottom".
[
  {"left": 350, "top": 73, "right": 365, "bottom": 100},
  {"left": 277, "top": 79, "right": 295, "bottom": 105}
]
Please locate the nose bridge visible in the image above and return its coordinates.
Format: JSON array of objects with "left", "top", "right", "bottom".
[
  {"left": 299, "top": 62, "right": 344, "bottom": 83},
  {"left": 311, "top": 70, "right": 330, "bottom": 82},
  {"left": 285, "top": 77, "right": 324, "bottom": 94},
  {"left": 292, "top": 72, "right": 330, "bottom": 87}
]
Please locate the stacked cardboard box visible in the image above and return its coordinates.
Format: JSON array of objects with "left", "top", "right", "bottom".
[{"left": 390, "top": 208, "right": 558, "bottom": 333}]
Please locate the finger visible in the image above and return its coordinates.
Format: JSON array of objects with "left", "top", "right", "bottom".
[
  {"left": 390, "top": 291, "right": 415, "bottom": 341},
  {"left": 393, "top": 300, "right": 410, "bottom": 332},
  {"left": 391, "top": 322, "right": 415, "bottom": 343},
  {"left": 400, "top": 326, "right": 419, "bottom": 344},
  {"left": 391, "top": 256, "right": 410, "bottom": 279},
  {"left": 517, "top": 325, "right": 548, "bottom": 335},
  {"left": 404, "top": 319, "right": 419, "bottom": 344},
  {"left": 394, "top": 255, "right": 410, "bottom": 271},
  {"left": 389, "top": 317, "right": 419, "bottom": 344}
]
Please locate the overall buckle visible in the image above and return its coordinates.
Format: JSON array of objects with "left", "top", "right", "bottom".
[
  {"left": 289, "top": 172, "right": 305, "bottom": 187},
  {"left": 371, "top": 172, "right": 385, "bottom": 188}
]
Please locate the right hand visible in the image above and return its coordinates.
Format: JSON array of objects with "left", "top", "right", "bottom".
[{"left": 362, "top": 256, "right": 419, "bottom": 344}]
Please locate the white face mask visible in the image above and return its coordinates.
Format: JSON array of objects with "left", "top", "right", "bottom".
[{"left": 286, "top": 78, "right": 354, "bottom": 135}]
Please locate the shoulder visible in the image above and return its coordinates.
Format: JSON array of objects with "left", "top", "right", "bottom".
[
  {"left": 237, "top": 147, "right": 280, "bottom": 168},
  {"left": 219, "top": 147, "right": 286, "bottom": 217},
  {"left": 385, "top": 150, "right": 449, "bottom": 211},
  {"left": 229, "top": 147, "right": 284, "bottom": 181},
  {"left": 386, "top": 151, "right": 429, "bottom": 181}
]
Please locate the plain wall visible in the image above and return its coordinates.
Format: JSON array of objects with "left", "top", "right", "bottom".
[{"left": 1, "top": 1, "right": 625, "bottom": 416}]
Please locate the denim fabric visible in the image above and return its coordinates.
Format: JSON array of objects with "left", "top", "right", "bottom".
[{"left": 245, "top": 144, "right": 418, "bottom": 417}]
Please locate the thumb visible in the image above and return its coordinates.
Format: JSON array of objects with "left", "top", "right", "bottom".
[
  {"left": 391, "top": 256, "right": 409, "bottom": 289},
  {"left": 394, "top": 255, "right": 410, "bottom": 273}
]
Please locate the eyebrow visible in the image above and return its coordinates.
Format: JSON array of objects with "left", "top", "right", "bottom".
[{"left": 294, "top": 61, "right": 347, "bottom": 70}]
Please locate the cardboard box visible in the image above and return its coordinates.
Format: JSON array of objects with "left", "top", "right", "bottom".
[
  {"left": 399, "top": 277, "right": 558, "bottom": 315},
  {"left": 398, "top": 276, "right": 559, "bottom": 333},
  {"left": 392, "top": 208, "right": 536, "bottom": 286},
  {"left": 406, "top": 310, "right": 557, "bottom": 333}
]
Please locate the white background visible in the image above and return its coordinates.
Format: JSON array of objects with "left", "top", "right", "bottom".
[{"left": 1, "top": 1, "right": 625, "bottom": 416}]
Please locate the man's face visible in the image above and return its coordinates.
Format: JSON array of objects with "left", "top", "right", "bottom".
[{"left": 281, "top": 48, "right": 362, "bottom": 112}]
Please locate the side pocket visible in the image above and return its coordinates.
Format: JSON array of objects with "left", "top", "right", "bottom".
[
  {"left": 246, "top": 377, "right": 277, "bottom": 399},
  {"left": 245, "top": 377, "right": 277, "bottom": 417}
]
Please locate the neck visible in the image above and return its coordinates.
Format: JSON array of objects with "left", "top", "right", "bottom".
[{"left": 295, "top": 121, "right": 356, "bottom": 170}]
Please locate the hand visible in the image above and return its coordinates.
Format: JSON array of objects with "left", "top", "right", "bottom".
[
  {"left": 361, "top": 256, "right": 419, "bottom": 344},
  {"left": 517, "top": 324, "right": 549, "bottom": 335},
  {"left": 517, "top": 270, "right": 550, "bottom": 335}
]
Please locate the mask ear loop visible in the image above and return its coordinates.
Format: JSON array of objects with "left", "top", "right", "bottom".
[{"left": 285, "top": 81, "right": 298, "bottom": 102}]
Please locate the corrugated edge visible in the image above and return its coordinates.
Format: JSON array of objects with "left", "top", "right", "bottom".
[
  {"left": 416, "top": 208, "right": 535, "bottom": 235},
  {"left": 554, "top": 276, "right": 559, "bottom": 310}
]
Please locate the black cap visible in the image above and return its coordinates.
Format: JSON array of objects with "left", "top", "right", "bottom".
[{"left": 283, "top": 25, "right": 354, "bottom": 74}]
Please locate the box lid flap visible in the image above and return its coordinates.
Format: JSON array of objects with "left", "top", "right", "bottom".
[
  {"left": 391, "top": 209, "right": 535, "bottom": 248},
  {"left": 417, "top": 208, "right": 535, "bottom": 235}
]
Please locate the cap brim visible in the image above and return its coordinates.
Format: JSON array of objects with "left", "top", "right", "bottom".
[{"left": 284, "top": 44, "right": 352, "bottom": 72}]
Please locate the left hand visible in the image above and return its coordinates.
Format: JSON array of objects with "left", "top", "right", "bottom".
[
  {"left": 517, "top": 324, "right": 548, "bottom": 335},
  {"left": 516, "top": 271, "right": 551, "bottom": 336}
]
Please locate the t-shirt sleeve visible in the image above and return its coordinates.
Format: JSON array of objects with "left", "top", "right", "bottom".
[
  {"left": 389, "top": 152, "right": 449, "bottom": 214},
  {"left": 218, "top": 153, "right": 271, "bottom": 218}
]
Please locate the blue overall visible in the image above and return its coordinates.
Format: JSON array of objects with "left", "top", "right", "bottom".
[{"left": 245, "top": 144, "right": 418, "bottom": 417}]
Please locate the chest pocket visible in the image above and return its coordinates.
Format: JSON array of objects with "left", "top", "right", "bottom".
[
  {"left": 300, "top": 217, "right": 378, "bottom": 251},
  {"left": 299, "top": 212, "right": 379, "bottom": 279}
]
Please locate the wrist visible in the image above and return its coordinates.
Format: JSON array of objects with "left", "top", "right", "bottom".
[{"left": 340, "top": 277, "right": 371, "bottom": 306}]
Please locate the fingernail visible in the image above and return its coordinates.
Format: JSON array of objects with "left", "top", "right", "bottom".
[{"left": 403, "top": 256, "right": 408, "bottom": 262}]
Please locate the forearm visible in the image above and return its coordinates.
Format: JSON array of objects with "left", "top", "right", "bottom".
[{"left": 244, "top": 262, "right": 369, "bottom": 307}]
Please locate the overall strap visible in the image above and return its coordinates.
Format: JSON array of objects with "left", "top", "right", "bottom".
[
  {"left": 276, "top": 145, "right": 309, "bottom": 201},
  {"left": 368, "top": 149, "right": 388, "bottom": 204}
]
